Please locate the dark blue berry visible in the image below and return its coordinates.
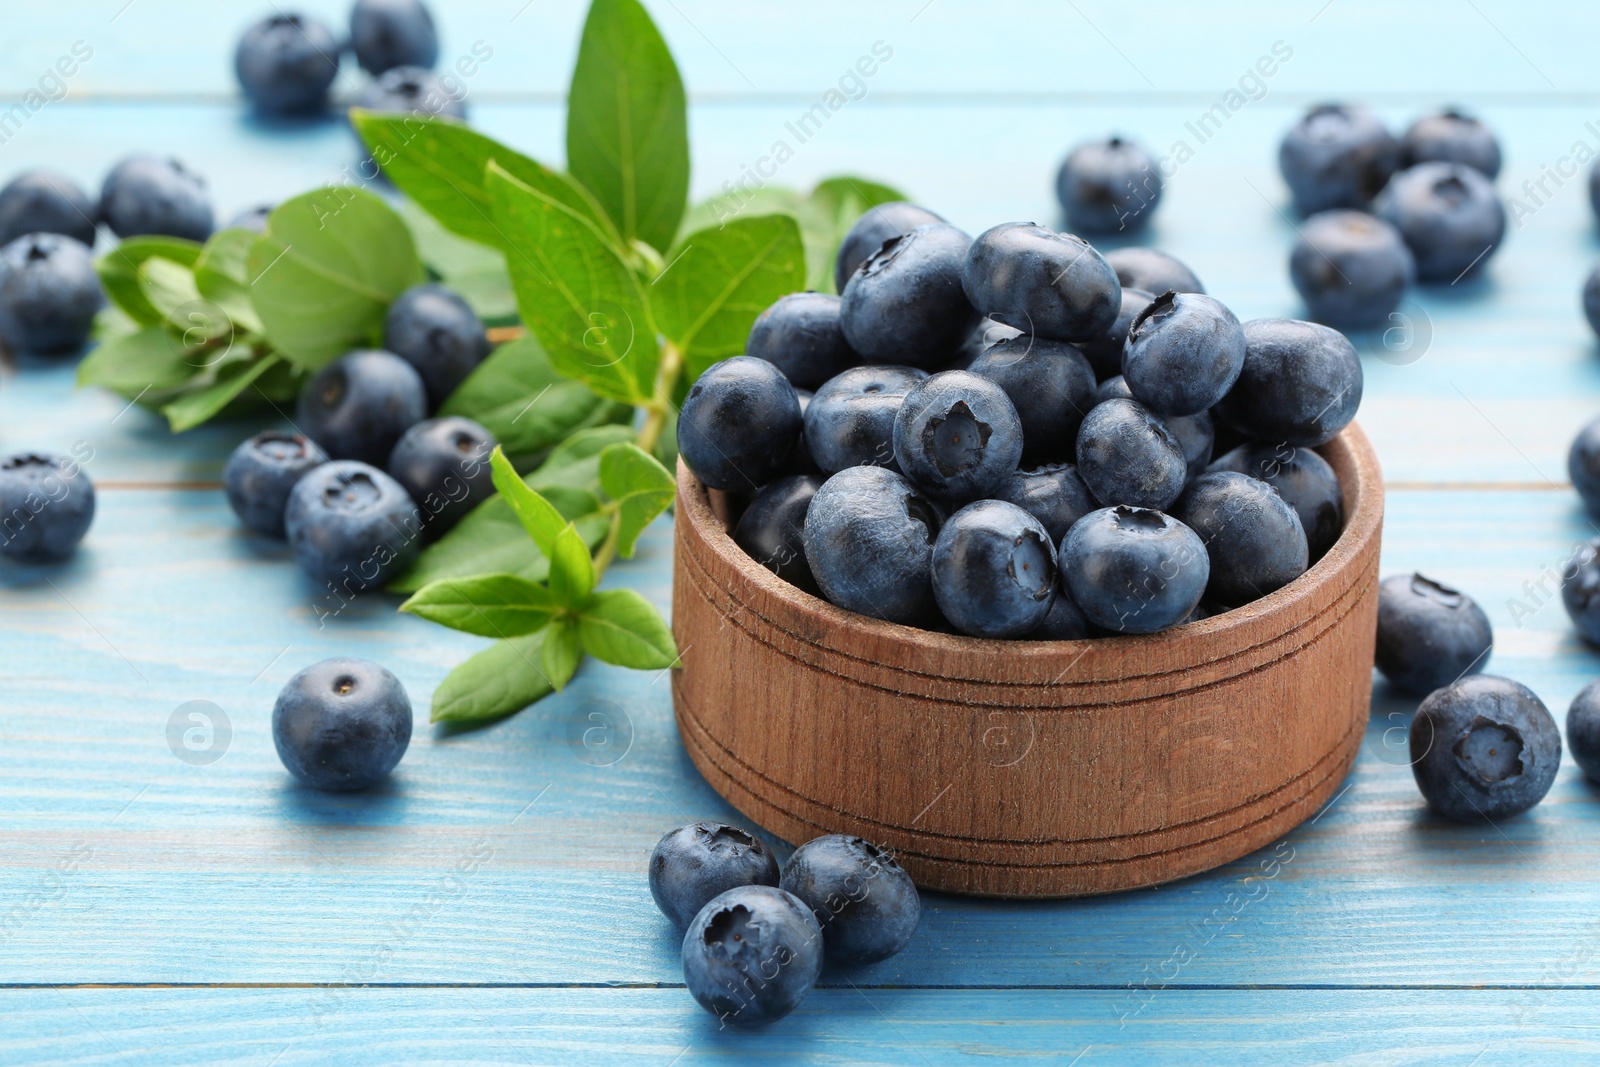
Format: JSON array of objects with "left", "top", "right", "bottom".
[
  {"left": 1095, "top": 374, "right": 1133, "bottom": 404},
  {"left": 1374, "top": 162, "right": 1505, "bottom": 283},
  {"left": 1055, "top": 136, "right": 1162, "bottom": 233},
  {"left": 272, "top": 657, "right": 412, "bottom": 791},
  {"left": 995, "top": 463, "right": 1095, "bottom": 545},
  {"left": 932, "top": 500, "right": 1057, "bottom": 637},
  {"left": 745, "top": 291, "right": 857, "bottom": 390},
  {"left": 234, "top": 12, "right": 341, "bottom": 115},
  {"left": 950, "top": 317, "right": 1023, "bottom": 371},
  {"left": 1215, "top": 318, "right": 1363, "bottom": 448},
  {"left": 1104, "top": 247, "right": 1205, "bottom": 296},
  {"left": 804, "top": 365, "right": 924, "bottom": 474},
  {"left": 1030, "top": 589, "right": 1096, "bottom": 639},
  {"left": 1060, "top": 506, "right": 1208, "bottom": 634},
  {"left": 1079, "top": 286, "right": 1154, "bottom": 380},
  {"left": 968, "top": 334, "right": 1097, "bottom": 464},
  {"left": 840, "top": 223, "right": 980, "bottom": 369},
  {"left": 283, "top": 461, "right": 419, "bottom": 591},
  {"left": 962, "top": 222, "right": 1120, "bottom": 342},
  {"left": 682, "top": 885, "right": 822, "bottom": 1028},
  {"left": 1290, "top": 209, "right": 1415, "bottom": 330},
  {"left": 802, "top": 465, "right": 943, "bottom": 626},
  {"left": 0, "top": 172, "right": 97, "bottom": 248},
  {"left": 1374, "top": 573, "right": 1493, "bottom": 695},
  {"left": 1564, "top": 540, "right": 1600, "bottom": 646},
  {"left": 382, "top": 284, "right": 489, "bottom": 408},
  {"left": 1278, "top": 104, "right": 1400, "bottom": 216},
  {"left": 892, "top": 370, "right": 1024, "bottom": 502},
  {"left": 1401, "top": 109, "right": 1501, "bottom": 179},
  {"left": 779, "top": 835, "right": 921, "bottom": 966},
  {"left": 649, "top": 822, "right": 781, "bottom": 930},
  {"left": 354, "top": 65, "right": 466, "bottom": 123},
  {"left": 0, "top": 234, "right": 103, "bottom": 354},
  {"left": 834, "top": 201, "right": 944, "bottom": 293},
  {"left": 224, "top": 431, "right": 329, "bottom": 539},
  {"left": 386, "top": 416, "right": 496, "bottom": 535},
  {"left": 99, "top": 156, "right": 213, "bottom": 242},
  {"left": 1208, "top": 442, "right": 1344, "bottom": 561},
  {"left": 1584, "top": 267, "right": 1600, "bottom": 339},
  {"left": 350, "top": 0, "right": 440, "bottom": 76},
  {"left": 678, "top": 356, "right": 802, "bottom": 491},
  {"left": 297, "top": 350, "right": 429, "bottom": 467},
  {"left": 0, "top": 452, "right": 94, "bottom": 561},
  {"left": 1570, "top": 416, "right": 1600, "bottom": 518},
  {"left": 733, "top": 474, "right": 821, "bottom": 594},
  {"left": 1410, "top": 675, "right": 1559, "bottom": 822},
  {"left": 1566, "top": 681, "right": 1600, "bottom": 783},
  {"left": 1075, "top": 398, "right": 1188, "bottom": 510},
  {"left": 1123, "top": 291, "right": 1245, "bottom": 417},
  {"left": 1173, "top": 471, "right": 1308, "bottom": 608}
]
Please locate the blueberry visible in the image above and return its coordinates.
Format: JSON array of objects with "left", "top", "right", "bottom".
[
  {"left": 272, "top": 657, "right": 412, "bottom": 791},
  {"left": 780, "top": 835, "right": 921, "bottom": 966},
  {"left": 1291, "top": 209, "right": 1415, "bottom": 331},
  {"left": 1566, "top": 681, "right": 1600, "bottom": 783},
  {"left": 1401, "top": 109, "right": 1501, "bottom": 179},
  {"left": 99, "top": 156, "right": 213, "bottom": 242},
  {"left": 995, "top": 463, "right": 1095, "bottom": 545},
  {"left": 1584, "top": 267, "right": 1600, "bottom": 339},
  {"left": 1374, "top": 162, "right": 1505, "bottom": 283},
  {"left": 0, "top": 452, "right": 95, "bottom": 561},
  {"left": 1078, "top": 286, "right": 1154, "bottom": 380},
  {"left": 0, "top": 171, "right": 97, "bottom": 248},
  {"left": 1409, "top": 675, "right": 1559, "bottom": 822},
  {"left": 1094, "top": 374, "right": 1134, "bottom": 404},
  {"left": 967, "top": 334, "right": 1097, "bottom": 464},
  {"left": 892, "top": 370, "right": 1024, "bottom": 502},
  {"left": 1374, "top": 573, "right": 1493, "bottom": 695},
  {"left": 386, "top": 416, "right": 496, "bottom": 535},
  {"left": 802, "top": 465, "right": 944, "bottom": 626},
  {"left": 350, "top": 0, "right": 440, "bottom": 76},
  {"left": 682, "top": 885, "right": 823, "bottom": 1028},
  {"left": 1122, "top": 291, "right": 1245, "bottom": 417},
  {"left": 929, "top": 500, "right": 1057, "bottom": 637},
  {"left": 733, "top": 474, "right": 822, "bottom": 594},
  {"left": 0, "top": 234, "right": 103, "bottom": 354},
  {"left": 383, "top": 284, "right": 490, "bottom": 408},
  {"left": 1103, "top": 248, "right": 1205, "bottom": 296},
  {"left": 1060, "top": 506, "right": 1208, "bottom": 634},
  {"left": 1214, "top": 318, "right": 1363, "bottom": 448},
  {"left": 226, "top": 204, "right": 274, "bottom": 233},
  {"left": 1564, "top": 539, "right": 1600, "bottom": 646},
  {"left": 804, "top": 365, "right": 925, "bottom": 474},
  {"left": 1055, "top": 136, "right": 1163, "bottom": 234},
  {"left": 283, "top": 460, "right": 420, "bottom": 591},
  {"left": 1208, "top": 443, "right": 1344, "bottom": 560},
  {"left": 297, "top": 350, "right": 429, "bottom": 467},
  {"left": 234, "top": 12, "right": 341, "bottom": 115},
  {"left": 678, "top": 356, "right": 802, "bottom": 491},
  {"left": 948, "top": 316, "right": 1024, "bottom": 371},
  {"left": 649, "top": 822, "right": 781, "bottom": 930},
  {"left": 1278, "top": 104, "right": 1401, "bottom": 215},
  {"left": 841, "top": 223, "right": 980, "bottom": 369},
  {"left": 746, "top": 292, "right": 858, "bottom": 391},
  {"left": 962, "top": 222, "right": 1120, "bottom": 343},
  {"left": 354, "top": 65, "right": 466, "bottom": 123},
  {"left": 223, "top": 431, "right": 329, "bottom": 539},
  {"left": 1173, "top": 471, "right": 1308, "bottom": 608},
  {"left": 1570, "top": 415, "right": 1600, "bottom": 517},
  {"left": 1167, "top": 408, "right": 1215, "bottom": 482},
  {"left": 1029, "top": 589, "right": 1096, "bottom": 639},
  {"left": 834, "top": 201, "right": 945, "bottom": 293},
  {"left": 1074, "top": 398, "right": 1188, "bottom": 510}
]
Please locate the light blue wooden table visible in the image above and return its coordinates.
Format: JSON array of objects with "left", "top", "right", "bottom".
[{"left": 5, "top": 2, "right": 1600, "bottom": 1062}]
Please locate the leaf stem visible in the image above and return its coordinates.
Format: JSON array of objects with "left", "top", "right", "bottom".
[{"left": 590, "top": 340, "right": 682, "bottom": 581}]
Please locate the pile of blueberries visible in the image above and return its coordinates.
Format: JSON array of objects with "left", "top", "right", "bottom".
[
  {"left": 679, "top": 203, "right": 1362, "bottom": 640},
  {"left": 650, "top": 822, "right": 921, "bottom": 1028},
  {"left": 1278, "top": 105, "right": 1506, "bottom": 330}
]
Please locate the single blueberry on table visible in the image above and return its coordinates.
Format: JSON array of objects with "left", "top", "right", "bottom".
[
  {"left": 967, "top": 334, "right": 1097, "bottom": 464},
  {"left": 995, "top": 463, "right": 1095, "bottom": 546},
  {"left": 1060, "top": 506, "right": 1209, "bottom": 634},
  {"left": 962, "top": 222, "right": 1121, "bottom": 343},
  {"left": 1562, "top": 539, "right": 1600, "bottom": 646},
  {"left": 1401, "top": 109, "right": 1502, "bottom": 179},
  {"left": 649, "top": 822, "right": 781, "bottom": 930},
  {"left": 931, "top": 500, "right": 1058, "bottom": 638},
  {"left": 297, "top": 350, "right": 429, "bottom": 467},
  {"left": 1570, "top": 415, "right": 1600, "bottom": 518},
  {"left": 1214, "top": 318, "right": 1363, "bottom": 448},
  {"left": 226, "top": 204, "right": 274, "bottom": 233},
  {"left": 99, "top": 156, "right": 214, "bottom": 242},
  {"left": 733, "top": 474, "right": 822, "bottom": 594},
  {"left": 283, "top": 460, "right": 420, "bottom": 592},
  {"left": 1208, "top": 443, "right": 1344, "bottom": 561},
  {"left": 234, "top": 12, "right": 342, "bottom": 115},
  {"left": 1029, "top": 588, "right": 1096, "bottom": 639},
  {"left": 0, "top": 234, "right": 103, "bottom": 355},
  {"left": 840, "top": 223, "right": 980, "bottom": 369},
  {"left": 804, "top": 365, "right": 925, "bottom": 474},
  {"left": 1122, "top": 291, "right": 1246, "bottom": 417},
  {"left": 1075, "top": 398, "right": 1188, "bottom": 511},
  {"left": 1173, "top": 471, "right": 1308, "bottom": 608},
  {"left": 1103, "top": 247, "right": 1205, "bottom": 296},
  {"left": 223, "top": 431, "right": 329, "bottom": 539},
  {"left": 834, "top": 201, "right": 945, "bottom": 293},
  {"left": 801, "top": 465, "right": 945, "bottom": 627},
  {"left": 0, "top": 171, "right": 97, "bottom": 248},
  {"left": 350, "top": 0, "right": 440, "bottom": 76},
  {"left": 1373, "top": 572, "right": 1492, "bottom": 696},
  {"left": 383, "top": 284, "right": 490, "bottom": 408},
  {"left": 892, "top": 370, "right": 1024, "bottom": 502},
  {"left": 1374, "top": 162, "right": 1505, "bottom": 283},
  {"left": 1566, "top": 681, "right": 1600, "bottom": 783},
  {"left": 1584, "top": 267, "right": 1600, "bottom": 339},
  {"left": 1167, "top": 408, "right": 1215, "bottom": 483},
  {"left": 353, "top": 65, "right": 467, "bottom": 123},
  {"left": 745, "top": 291, "right": 858, "bottom": 391},
  {"left": 0, "top": 452, "right": 95, "bottom": 561},
  {"left": 1409, "top": 675, "right": 1560, "bottom": 822},
  {"left": 386, "top": 416, "right": 496, "bottom": 535},
  {"left": 1278, "top": 103, "right": 1401, "bottom": 216},
  {"left": 682, "top": 885, "right": 823, "bottom": 1028},
  {"left": 1079, "top": 286, "right": 1154, "bottom": 380},
  {"left": 1290, "top": 209, "right": 1416, "bottom": 331},
  {"left": 272, "top": 657, "right": 413, "bottom": 792},
  {"left": 1055, "top": 136, "right": 1163, "bottom": 234},
  {"left": 780, "top": 835, "right": 921, "bottom": 966},
  {"left": 678, "top": 356, "right": 802, "bottom": 491}
]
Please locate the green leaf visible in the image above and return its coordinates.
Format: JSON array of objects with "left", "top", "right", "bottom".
[
  {"left": 600, "top": 442, "right": 674, "bottom": 557},
  {"left": 76, "top": 326, "right": 194, "bottom": 396},
  {"left": 548, "top": 525, "right": 596, "bottom": 607},
  {"left": 541, "top": 618, "right": 583, "bottom": 691},
  {"left": 247, "top": 188, "right": 424, "bottom": 370},
  {"left": 400, "top": 574, "right": 558, "bottom": 637},
  {"left": 489, "top": 445, "right": 566, "bottom": 556},
  {"left": 566, "top": 0, "right": 689, "bottom": 253},
  {"left": 487, "top": 162, "right": 657, "bottom": 405},
  {"left": 576, "top": 588, "right": 678, "bottom": 669},
  {"left": 440, "top": 335, "right": 627, "bottom": 458},
  {"left": 429, "top": 631, "right": 555, "bottom": 724},
  {"left": 137, "top": 256, "right": 201, "bottom": 319},
  {"left": 353, "top": 112, "right": 622, "bottom": 249},
  {"left": 97, "top": 237, "right": 203, "bottom": 324},
  {"left": 194, "top": 228, "right": 265, "bottom": 334},
  {"left": 160, "top": 354, "right": 285, "bottom": 432},
  {"left": 653, "top": 214, "right": 806, "bottom": 379}
]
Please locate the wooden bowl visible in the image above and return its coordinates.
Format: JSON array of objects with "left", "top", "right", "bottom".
[{"left": 670, "top": 423, "right": 1383, "bottom": 898}]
